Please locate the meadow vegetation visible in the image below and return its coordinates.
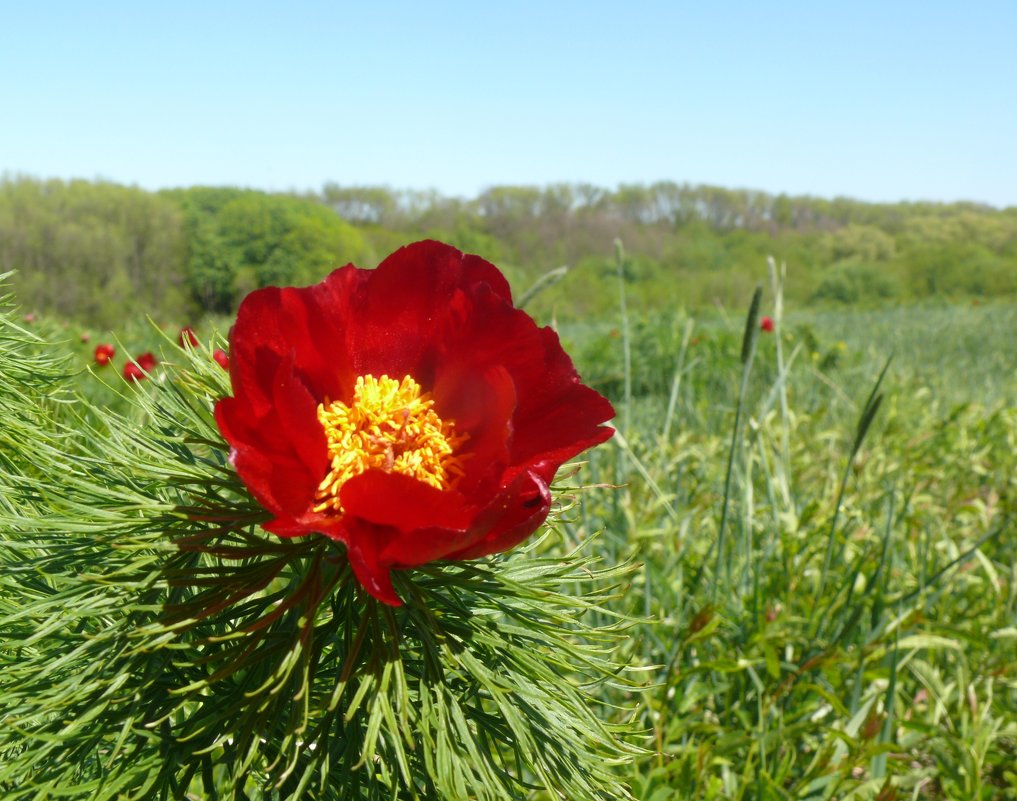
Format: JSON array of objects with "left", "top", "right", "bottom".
[
  {"left": 563, "top": 265, "right": 1016, "bottom": 799},
  {"left": 0, "top": 175, "right": 1015, "bottom": 798}
]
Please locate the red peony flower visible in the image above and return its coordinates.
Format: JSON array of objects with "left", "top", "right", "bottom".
[
  {"left": 760, "top": 315, "right": 775, "bottom": 333},
  {"left": 123, "top": 361, "right": 145, "bottom": 382},
  {"left": 212, "top": 348, "right": 230, "bottom": 370},
  {"left": 215, "top": 240, "right": 615, "bottom": 605},
  {"left": 178, "top": 327, "right": 199, "bottom": 347},
  {"left": 94, "top": 343, "right": 115, "bottom": 365},
  {"left": 124, "top": 352, "right": 157, "bottom": 381},
  {"left": 137, "top": 352, "right": 158, "bottom": 372}
]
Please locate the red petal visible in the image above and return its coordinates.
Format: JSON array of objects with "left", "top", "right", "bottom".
[
  {"left": 225, "top": 441, "right": 314, "bottom": 519},
  {"left": 269, "top": 355, "right": 329, "bottom": 479},
  {"left": 336, "top": 471, "right": 492, "bottom": 605},
  {"left": 446, "top": 469, "right": 552, "bottom": 560},
  {"left": 340, "top": 470, "right": 473, "bottom": 543},
  {"left": 228, "top": 277, "right": 361, "bottom": 411},
  {"left": 339, "top": 241, "right": 515, "bottom": 381},
  {"left": 506, "top": 327, "right": 615, "bottom": 466},
  {"left": 431, "top": 363, "right": 516, "bottom": 493},
  {"left": 428, "top": 282, "right": 614, "bottom": 475},
  {"left": 342, "top": 524, "right": 403, "bottom": 606},
  {"left": 214, "top": 355, "right": 327, "bottom": 519}
]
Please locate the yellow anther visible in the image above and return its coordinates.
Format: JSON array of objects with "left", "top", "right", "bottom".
[{"left": 312, "top": 374, "right": 466, "bottom": 515}]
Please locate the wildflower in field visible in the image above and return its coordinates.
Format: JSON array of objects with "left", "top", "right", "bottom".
[
  {"left": 94, "top": 343, "right": 115, "bottom": 365},
  {"left": 178, "top": 326, "right": 199, "bottom": 347},
  {"left": 216, "top": 240, "right": 614, "bottom": 605},
  {"left": 123, "top": 361, "right": 145, "bottom": 382},
  {"left": 80, "top": 331, "right": 91, "bottom": 343},
  {"left": 124, "top": 352, "right": 157, "bottom": 381},
  {"left": 137, "top": 352, "right": 157, "bottom": 372},
  {"left": 212, "top": 348, "right": 229, "bottom": 370},
  {"left": 760, "top": 315, "right": 774, "bottom": 333}
]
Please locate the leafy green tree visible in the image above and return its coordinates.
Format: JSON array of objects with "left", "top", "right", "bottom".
[
  {"left": 167, "top": 188, "right": 375, "bottom": 312},
  {"left": 0, "top": 177, "right": 188, "bottom": 325}
]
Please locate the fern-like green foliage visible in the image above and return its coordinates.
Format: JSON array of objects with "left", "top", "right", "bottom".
[{"left": 0, "top": 291, "right": 637, "bottom": 800}]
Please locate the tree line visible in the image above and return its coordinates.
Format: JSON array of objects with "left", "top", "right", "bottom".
[{"left": 2, "top": 175, "right": 1015, "bottom": 326}]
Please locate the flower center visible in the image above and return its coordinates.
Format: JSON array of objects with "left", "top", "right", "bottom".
[{"left": 312, "top": 374, "right": 466, "bottom": 515}]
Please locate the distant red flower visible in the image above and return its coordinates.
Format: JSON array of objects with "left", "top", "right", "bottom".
[
  {"left": 94, "top": 344, "right": 116, "bottom": 366},
  {"left": 212, "top": 348, "right": 230, "bottom": 370},
  {"left": 80, "top": 332, "right": 92, "bottom": 343},
  {"left": 123, "top": 361, "right": 145, "bottom": 382},
  {"left": 216, "top": 240, "right": 615, "bottom": 605},
  {"left": 760, "top": 316, "right": 775, "bottom": 333},
  {"left": 23, "top": 312, "right": 36, "bottom": 324},
  {"left": 178, "top": 327, "right": 199, "bottom": 347},
  {"left": 124, "top": 352, "right": 157, "bottom": 381}
]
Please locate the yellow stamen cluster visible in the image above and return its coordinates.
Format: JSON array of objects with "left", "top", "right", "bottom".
[{"left": 313, "top": 374, "right": 466, "bottom": 515}]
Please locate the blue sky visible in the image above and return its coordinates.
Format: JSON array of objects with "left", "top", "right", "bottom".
[{"left": 3, "top": 0, "right": 1015, "bottom": 207}]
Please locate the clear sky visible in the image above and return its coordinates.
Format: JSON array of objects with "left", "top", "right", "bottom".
[{"left": 2, "top": 0, "right": 1015, "bottom": 207}]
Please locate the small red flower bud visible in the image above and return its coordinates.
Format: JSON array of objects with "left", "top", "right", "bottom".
[
  {"left": 760, "top": 316, "right": 775, "bottom": 333},
  {"left": 124, "top": 352, "right": 157, "bottom": 381},
  {"left": 123, "top": 361, "right": 145, "bottom": 382},
  {"left": 178, "top": 327, "right": 199, "bottom": 347},
  {"left": 94, "top": 344, "right": 116, "bottom": 366},
  {"left": 212, "top": 348, "right": 230, "bottom": 370}
]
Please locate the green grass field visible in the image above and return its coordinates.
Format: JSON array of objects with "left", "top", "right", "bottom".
[
  {"left": 3, "top": 272, "right": 1016, "bottom": 799},
  {"left": 558, "top": 283, "right": 1017, "bottom": 799}
]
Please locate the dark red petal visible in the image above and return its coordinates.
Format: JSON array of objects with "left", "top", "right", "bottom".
[
  {"left": 123, "top": 362, "right": 146, "bottom": 382},
  {"left": 341, "top": 242, "right": 464, "bottom": 377},
  {"left": 225, "top": 441, "right": 314, "bottom": 519},
  {"left": 368, "top": 240, "right": 514, "bottom": 309},
  {"left": 263, "top": 512, "right": 344, "bottom": 541},
  {"left": 264, "top": 487, "right": 411, "bottom": 606},
  {"left": 341, "top": 521, "right": 403, "bottom": 606},
  {"left": 214, "top": 354, "right": 327, "bottom": 519},
  {"left": 269, "top": 355, "right": 329, "bottom": 480},
  {"left": 336, "top": 471, "right": 504, "bottom": 605},
  {"left": 228, "top": 277, "right": 362, "bottom": 410},
  {"left": 431, "top": 364, "right": 516, "bottom": 493},
  {"left": 339, "top": 470, "right": 474, "bottom": 540},
  {"left": 445, "top": 469, "right": 553, "bottom": 560},
  {"left": 427, "top": 281, "right": 614, "bottom": 474},
  {"left": 508, "top": 380, "right": 616, "bottom": 469},
  {"left": 277, "top": 267, "right": 365, "bottom": 400},
  {"left": 338, "top": 241, "right": 515, "bottom": 381},
  {"left": 506, "top": 327, "right": 615, "bottom": 466},
  {"left": 460, "top": 250, "right": 513, "bottom": 303}
]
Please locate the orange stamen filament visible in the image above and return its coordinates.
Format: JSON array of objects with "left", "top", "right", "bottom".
[{"left": 313, "top": 374, "right": 466, "bottom": 515}]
